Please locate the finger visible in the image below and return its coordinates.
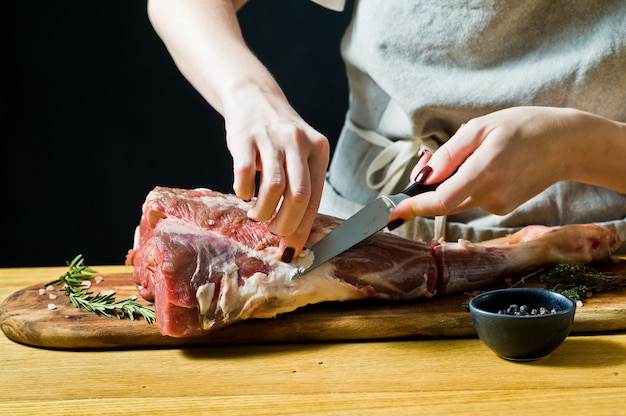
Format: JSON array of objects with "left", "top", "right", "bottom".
[
  {"left": 278, "top": 198, "right": 319, "bottom": 263},
  {"left": 270, "top": 131, "right": 329, "bottom": 233},
  {"left": 269, "top": 151, "right": 311, "bottom": 237},
  {"left": 247, "top": 150, "right": 286, "bottom": 222},
  {"left": 409, "top": 149, "right": 433, "bottom": 182},
  {"left": 275, "top": 133, "right": 330, "bottom": 261},
  {"left": 446, "top": 195, "right": 478, "bottom": 215},
  {"left": 423, "top": 121, "right": 492, "bottom": 184},
  {"left": 230, "top": 142, "right": 259, "bottom": 202},
  {"left": 389, "top": 165, "right": 479, "bottom": 222}
]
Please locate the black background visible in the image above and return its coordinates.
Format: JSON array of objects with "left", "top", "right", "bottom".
[{"left": 1, "top": 1, "right": 352, "bottom": 267}]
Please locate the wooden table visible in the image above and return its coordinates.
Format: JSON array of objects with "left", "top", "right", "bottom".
[{"left": 2, "top": 266, "right": 626, "bottom": 415}]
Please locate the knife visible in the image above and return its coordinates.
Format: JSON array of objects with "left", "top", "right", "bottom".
[{"left": 291, "top": 180, "right": 441, "bottom": 280}]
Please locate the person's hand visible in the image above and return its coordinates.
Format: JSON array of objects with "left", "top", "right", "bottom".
[
  {"left": 223, "top": 84, "right": 330, "bottom": 262},
  {"left": 389, "top": 106, "right": 595, "bottom": 223},
  {"left": 147, "top": 0, "right": 330, "bottom": 262}
]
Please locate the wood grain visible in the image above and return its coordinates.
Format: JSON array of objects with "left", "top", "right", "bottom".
[
  {"left": 4, "top": 265, "right": 626, "bottom": 416},
  {"left": 2, "top": 261, "right": 626, "bottom": 349}
]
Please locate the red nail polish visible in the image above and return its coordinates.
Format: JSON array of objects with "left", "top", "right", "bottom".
[
  {"left": 417, "top": 149, "right": 429, "bottom": 162},
  {"left": 414, "top": 165, "right": 433, "bottom": 184},
  {"left": 387, "top": 218, "right": 404, "bottom": 231},
  {"left": 281, "top": 247, "right": 295, "bottom": 263}
]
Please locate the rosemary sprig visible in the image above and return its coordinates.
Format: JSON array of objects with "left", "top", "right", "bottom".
[
  {"left": 46, "top": 253, "right": 99, "bottom": 287},
  {"left": 46, "top": 254, "right": 155, "bottom": 323}
]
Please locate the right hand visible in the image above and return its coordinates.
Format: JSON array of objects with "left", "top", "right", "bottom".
[{"left": 390, "top": 106, "right": 626, "bottom": 224}]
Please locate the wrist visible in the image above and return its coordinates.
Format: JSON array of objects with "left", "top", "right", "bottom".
[
  {"left": 221, "top": 72, "right": 291, "bottom": 122},
  {"left": 564, "top": 109, "right": 626, "bottom": 193}
]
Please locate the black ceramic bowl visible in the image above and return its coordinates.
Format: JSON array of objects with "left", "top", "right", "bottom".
[{"left": 469, "top": 288, "right": 576, "bottom": 361}]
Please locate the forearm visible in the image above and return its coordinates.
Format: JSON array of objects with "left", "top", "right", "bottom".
[
  {"left": 565, "top": 110, "right": 626, "bottom": 194},
  {"left": 147, "top": 0, "right": 284, "bottom": 116}
]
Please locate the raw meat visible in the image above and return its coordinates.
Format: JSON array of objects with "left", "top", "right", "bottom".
[{"left": 126, "top": 187, "right": 620, "bottom": 338}]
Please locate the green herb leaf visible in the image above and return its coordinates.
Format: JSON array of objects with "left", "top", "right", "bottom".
[
  {"left": 539, "top": 263, "right": 626, "bottom": 301},
  {"left": 47, "top": 254, "right": 155, "bottom": 324}
]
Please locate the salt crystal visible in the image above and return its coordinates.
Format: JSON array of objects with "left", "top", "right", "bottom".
[
  {"left": 47, "top": 304, "right": 57, "bottom": 310},
  {"left": 101, "top": 289, "right": 115, "bottom": 296},
  {"left": 46, "top": 285, "right": 55, "bottom": 291},
  {"left": 38, "top": 288, "right": 46, "bottom": 296},
  {"left": 49, "top": 293, "right": 58, "bottom": 300},
  {"left": 81, "top": 280, "right": 92, "bottom": 288},
  {"left": 94, "top": 276, "right": 104, "bottom": 284}
]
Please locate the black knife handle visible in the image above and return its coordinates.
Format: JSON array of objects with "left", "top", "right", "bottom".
[
  {"left": 400, "top": 180, "right": 440, "bottom": 197},
  {"left": 401, "top": 165, "right": 460, "bottom": 197},
  {"left": 386, "top": 179, "right": 443, "bottom": 231}
]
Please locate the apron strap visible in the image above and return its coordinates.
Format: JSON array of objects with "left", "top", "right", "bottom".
[
  {"left": 342, "top": 117, "right": 447, "bottom": 240},
  {"left": 344, "top": 117, "right": 438, "bottom": 196}
]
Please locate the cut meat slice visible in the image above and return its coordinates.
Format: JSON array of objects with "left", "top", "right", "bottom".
[{"left": 126, "top": 187, "right": 620, "bottom": 338}]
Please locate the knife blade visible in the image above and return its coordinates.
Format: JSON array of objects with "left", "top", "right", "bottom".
[{"left": 291, "top": 180, "right": 440, "bottom": 280}]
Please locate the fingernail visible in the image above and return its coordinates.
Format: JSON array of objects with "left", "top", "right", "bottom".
[
  {"left": 414, "top": 165, "right": 433, "bottom": 184},
  {"left": 417, "top": 149, "right": 429, "bottom": 162},
  {"left": 281, "top": 247, "right": 295, "bottom": 263},
  {"left": 387, "top": 218, "right": 404, "bottom": 231}
]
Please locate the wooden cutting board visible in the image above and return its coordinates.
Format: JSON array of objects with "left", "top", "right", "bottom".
[{"left": 2, "top": 261, "right": 626, "bottom": 349}]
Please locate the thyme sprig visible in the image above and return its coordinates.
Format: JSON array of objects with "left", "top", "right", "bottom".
[
  {"left": 538, "top": 263, "right": 626, "bottom": 301},
  {"left": 46, "top": 254, "right": 155, "bottom": 323},
  {"left": 463, "top": 262, "right": 626, "bottom": 310}
]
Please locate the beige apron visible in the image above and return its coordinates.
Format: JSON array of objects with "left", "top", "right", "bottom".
[{"left": 316, "top": 0, "right": 626, "bottom": 252}]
